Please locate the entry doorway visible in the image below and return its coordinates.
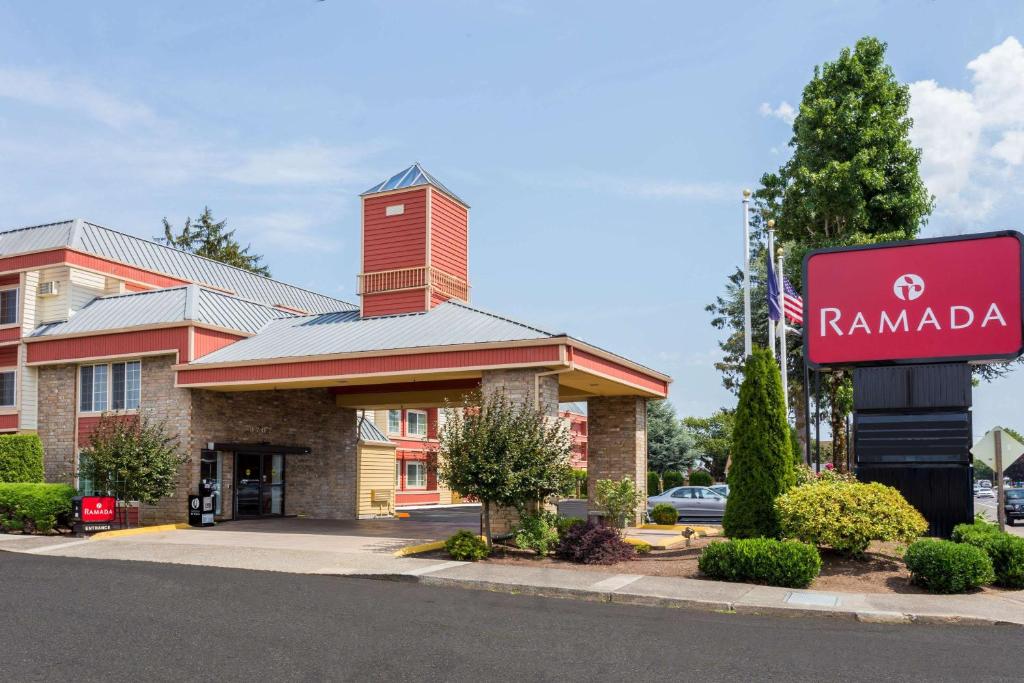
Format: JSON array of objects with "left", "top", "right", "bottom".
[{"left": 234, "top": 452, "right": 286, "bottom": 518}]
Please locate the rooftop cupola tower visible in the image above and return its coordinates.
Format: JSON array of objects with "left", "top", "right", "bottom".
[{"left": 358, "top": 163, "right": 470, "bottom": 317}]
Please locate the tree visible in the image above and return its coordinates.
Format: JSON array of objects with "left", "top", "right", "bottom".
[
  {"left": 757, "top": 36, "right": 933, "bottom": 468},
  {"left": 158, "top": 207, "right": 271, "bottom": 277},
  {"left": 436, "top": 392, "right": 572, "bottom": 545},
  {"left": 79, "top": 413, "right": 187, "bottom": 524},
  {"left": 683, "top": 410, "right": 735, "bottom": 481},
  {"left": 722, "top": 348, "right": 795, "bottom": 539},
  {"left": 647, "top": 400, "right": 695, "bottom": 473}
]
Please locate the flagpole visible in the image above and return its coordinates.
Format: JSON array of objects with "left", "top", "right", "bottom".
[
  {"left": 766, "top": 222, "right": 776, "bottom": 359},
  {"left": 742, "top": 189, "right": 752, "bottom": 358},
  {"left": 777, "top": 244, "right": 788, "bottom": 417}
]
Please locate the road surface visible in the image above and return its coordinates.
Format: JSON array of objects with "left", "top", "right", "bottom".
[{"left": 0, "top": 553, "right": 1020, "bottom": 681}]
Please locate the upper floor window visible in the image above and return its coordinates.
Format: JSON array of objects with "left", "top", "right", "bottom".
[
  {"left": 80, "top": 361, "right": 141, "bottom": 412},
  {"left": 406, "top": 410, "right": 428, "bottom": 437},
  {"left": 0, "top": 287, "right": 18, "bottom": 326},
  {"left": 0, "top": 371, "right": 15, "bottom": 407},
  {"left": 387, "top": 409, "right": 402, "bottom": 434}
]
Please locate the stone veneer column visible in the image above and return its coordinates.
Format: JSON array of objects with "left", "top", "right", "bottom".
[
  {"left": 480, "top": 368, "right": 560, "bottom": 534},
  {"left": 586, "top": 396, "right": 648, "bottom": 526},
  {"left": 37, "top": 364, "right": 78, "bottom": 484},
  {"left": 139, "top": 355, "right": 195, "bottom": 525}
]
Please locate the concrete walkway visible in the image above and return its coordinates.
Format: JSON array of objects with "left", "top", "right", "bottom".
[{"left": 2, "top": 528, "right": 1022, "bottom": 628}]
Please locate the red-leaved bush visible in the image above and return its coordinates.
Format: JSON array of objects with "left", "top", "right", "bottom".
[{"left": 555, "top": 520, "right": 635, "bottom": 565}]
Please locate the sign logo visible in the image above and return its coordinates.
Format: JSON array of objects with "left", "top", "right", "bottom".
[
  {"left": 190, "top": 497, "right": 200, "bottom": 510},
  {"left": 893, "top": 274, "right": 925, "bottom": 301}
]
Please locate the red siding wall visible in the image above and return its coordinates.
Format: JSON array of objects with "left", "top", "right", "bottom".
[
  {"left": 0, "top": 413, "right": 17, "bottom": 431},
  {"left": 0, "top": 274, "right": 20, "bottom": 286},
  {"left": 362, "top": 290, "right": 426, "bottom": 317},
  {"left": 177, "top": 344, "right": 563, "bottom": 386},
  {"left": 193, "top": 328, "right": 245, "bottom": 359},
  {"left": 362, "top": 188, "right": 428, "bottom": 273},
  {"left": 0, "top": 328, "right": 20, "bottom": 344},
  {"left": 0, "top": 346, "right": 18, "bottom": 367},
  {"left": 429, "top": 190, "right": 468, "bottom": 282},
  {"left": 572, "top": 348, "right": 668, "bottom": 396},
  {"left": 27, "top": 328, "right": 189, "bottom": 364},
  {"left": 78, "top": 414, "right": 137, "bottom": 447}
]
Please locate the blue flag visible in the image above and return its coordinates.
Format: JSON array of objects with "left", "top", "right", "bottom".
[{"left": 766, "top": 250, "right": 781, "bottom": 322}]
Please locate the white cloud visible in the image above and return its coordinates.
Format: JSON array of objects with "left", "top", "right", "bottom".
[
  {"left": 220, "top": 142, "right": 383, "bottom": 186},
  {"left": 759, "top": 101, "right": 796, "bottom": 124},
  {"left": 908, "top": 37, "right": 1024, "bottom": 221},
  {"left": 0, "top": 66, "right": 157, "bottom": 129}
]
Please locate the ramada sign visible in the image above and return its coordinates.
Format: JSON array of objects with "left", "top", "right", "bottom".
[
  {"left": 805, "top": 232, "right": 1024, "bottom": 367},
  {"left": 81, "top": 496, "right": 116, "bottom": 523}
]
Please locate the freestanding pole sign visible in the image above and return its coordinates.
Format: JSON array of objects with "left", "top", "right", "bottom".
[{"left": 803, "top": 231, "right": 1024, "bottom": 537}]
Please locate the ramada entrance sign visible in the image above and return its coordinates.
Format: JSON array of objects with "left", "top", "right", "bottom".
[{"left": 805, "top": 231, "right": 1024, "bottom": 368}]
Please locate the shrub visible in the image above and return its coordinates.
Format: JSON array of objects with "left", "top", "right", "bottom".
[
  {"left": 952, "top": 521, "right": 1024, "bottom": 589},
  {"left": 775, "top": 479, "right": 927, "bottom": 556},
  {"left": 561, "top": 469, "right": 589, "bottom": 498},
  {"left": 594, "top": 478, "right": 643, "bottom": 530},
  {"left": 630, "top": 540, "right": 652, "bottom": 554},
  {"left": 649, "top": 503, "right": 679, "bottom": 525},
  {"left": 904, "top": 539, "right": 994, "bottom": 593},
  {"left": 723, "top": 349, "right": 794, "bottom": 539},
  {"left": 698, "top": 538, "right": 821, "bottom": 588},
  {"left": 689, "top": 470, "right": 713, "bottom": 487},
  {"left": 647, "top": 471, "right": 662, "bottom": 496},
  {"left": 514, "top": 513, "right": 560, "bottom": 555},
  {"left": 445, "top": 530, "right": 490, "bottom": 561},
  {"left": 0, "top": 435, "right": 45, "bottom": 484},
  {"left": 556, "top": 516, "right": 585, "bottom": 538},
  {"left": 0, "top": 483, "right": 75, "bottom": 533},
  {"left": 662, "top": 470, "right": 684, "bottom": 490},
  {"left": 556, "top": 520, "right": 636, "bottom": 565}
]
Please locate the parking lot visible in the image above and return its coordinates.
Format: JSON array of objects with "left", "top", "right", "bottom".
[{"left": 974, "top": 493, "right": 1023, "bottom": 536}]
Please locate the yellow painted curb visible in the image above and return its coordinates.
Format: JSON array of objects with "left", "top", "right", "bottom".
[
  {"left": 639, "top": 524, "right": 721, "bottom": 537},
  {"left": 90, "top": 523, "right": 188, "bottom": 540},
  {"left": 393, "top": 540, "right": 446, "bottom": 557}
]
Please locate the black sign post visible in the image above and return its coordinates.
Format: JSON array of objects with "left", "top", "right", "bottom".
[{"left": 187, "top": 494, "right": 215, "bottom": 527}]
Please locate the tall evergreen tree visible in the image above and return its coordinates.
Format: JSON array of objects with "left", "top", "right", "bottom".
[
  {"left": 646, "top": 400, "right": 695, "bottom": 473},
  {"left": 158, "top": 207, "right": 271, "bottom": 277},
  {"left": 722, "top": 348, "right": 794, "bottom": 539}
]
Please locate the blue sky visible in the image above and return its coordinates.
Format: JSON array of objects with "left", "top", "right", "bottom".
[{"left": 1, "top": 2, "right": 1023, "bottom": 438}]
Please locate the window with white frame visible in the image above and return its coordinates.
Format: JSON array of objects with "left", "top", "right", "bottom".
[
  {"left": 405, "top": 461, "right": 426, "bottom": 489},
  {"left": 387, "top": 409, "right": 402, "bottom": 434},
  {"left": 0, "top": 370, "right": 15, "bottom": 407},
  {"left": 80, "top": 361, "right": 141, "bottom": 412},
  {"left": 406, "top": 410, "right": 427, "bottom": 437},
  {"left": 0, "top": 287, "right": 18, "bottom": 326}
]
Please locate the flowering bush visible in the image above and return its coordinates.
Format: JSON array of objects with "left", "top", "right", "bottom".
[
  {"left": 775, "top": 479, "right": 927, "bottom": 556},
  {"left": 555, "top": 520, "right": 636, "bottom": 565}
]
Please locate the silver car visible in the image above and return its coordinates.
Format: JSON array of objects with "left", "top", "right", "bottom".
[{"left": 647, "top": 486, "right": 727, "bottom": 521}]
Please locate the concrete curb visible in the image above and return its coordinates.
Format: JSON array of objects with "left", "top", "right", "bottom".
[{"left": 89, "top": 523, "right": 188, "bottom": 540}]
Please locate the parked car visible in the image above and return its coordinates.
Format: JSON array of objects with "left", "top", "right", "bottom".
[
  {"left": 976, "top": 487, "right": 995, "bottom": 499},
  {"left": 978, "top": 480, "right": 993, "bottom": 489},
  {"left": 709, "top": 484, "right": 729, "bottom": 498},
  {"left": 1005, "top": 489, "right": 1024, "bottom": 526},
  {"left": 646, "top": 486, "right": 727, "bottom": 521}
]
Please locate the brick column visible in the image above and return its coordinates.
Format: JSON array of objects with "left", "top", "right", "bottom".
[
  {"left": 587, "top": 396, "right": 648, "bottom": 526},
  {"left": 480, "top": 368, "right": 560, "bottom": 535}
]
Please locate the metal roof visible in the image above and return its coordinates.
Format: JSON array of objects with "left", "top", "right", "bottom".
[
  {"left": 361, "top": 163, "right": 467, "bottom": 206},
  {"left": 357, "top": 416, "right": 393, "bottom": 444},
  {"left": 559, "top": 402, "right": 587, "bottom": 415},
  {"left": 30, "top": 285, "right": 291, "bottom": 337},
  {"left": 192, "top": 300, "right": 559, "bottom": 364},
  {"left": 0, "top": 219, "right": 356, "bottom": 314}
]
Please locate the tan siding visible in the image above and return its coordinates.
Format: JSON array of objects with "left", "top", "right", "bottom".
[
  {"left": 19, "top": 344, "right": 37, "bottom": 430},
  {"left": 356, "top": 442, "right": 397, "bottom": 518},
  {"left": 69, "top": 267, "right": 106, "bottom": 314},
  {"left": 36, "top": 266, "right": 70, "bottom": 324}
]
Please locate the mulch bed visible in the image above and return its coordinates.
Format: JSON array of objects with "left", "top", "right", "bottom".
[{"left": 419, "top": 538, "right": 1011, "bottom": 595}]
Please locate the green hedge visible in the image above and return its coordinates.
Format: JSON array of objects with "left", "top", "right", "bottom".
[
  {"left": 689, "top": 470, "right": 713, "bottom": 487},
  {"left": 445, "top": 530, "right": 489, "bottom": 561},
  {"left": 698, "top": 538, "right": 821, "bottom": 588},
  {"left": 904, "top": 539, "right": 994, "bottom": 593},
  {"left": 649, "top": 503, "right": 678, "bottom": 525},
  {"left": 0, "top": 483, "right": 75, "bottom": 533},
  {"left": 662, "top": 470, "right": 684, "bottom": 490},
  {"left": 952, "top": 521, "right": 1024, "bottom": 589},
  {"left": 0, "top": 434, "right": 45, "bottom": 483}
]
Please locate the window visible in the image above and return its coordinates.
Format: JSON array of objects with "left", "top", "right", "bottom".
[
  {"left": 0, "top": 288, "right": 17, "bottom": 325},
  {"left": 0, "top": 371, "right": 14, "bottom": 407},
  {"left": 406, "top": 410, "right": 427, "bottom": 437},
  {"left": 387, "top": 410, "right": 402, "bottom": 434},
  {"left": 405, "top": 461, "right": 426, "bottom": 489},
  {"left": 80, "top": 361, "right": 141, "bottom": 412}
]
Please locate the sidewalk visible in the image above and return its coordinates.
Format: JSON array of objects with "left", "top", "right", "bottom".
[{"left": 2, "top": 530, "right": 1022, "bottom": 628}]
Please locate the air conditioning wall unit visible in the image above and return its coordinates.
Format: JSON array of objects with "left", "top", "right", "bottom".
[{"left": 39, "top": 281, "right": 60, "bottom": 297}]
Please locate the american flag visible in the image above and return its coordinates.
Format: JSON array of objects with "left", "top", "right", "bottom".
[{"left": 782, "top": 277, "right": 803, "bottom": 324}]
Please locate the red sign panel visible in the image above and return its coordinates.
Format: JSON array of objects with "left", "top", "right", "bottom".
[
  {"left": 805, "top": 232, "right": 1024, "bottom": 367},
  {"left": 81, "top": 496, "right": 116, "bottom": 523}
]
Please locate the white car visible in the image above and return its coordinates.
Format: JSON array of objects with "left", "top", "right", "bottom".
[{"left": 976, "top": 488, "right": 995, "bottom": 499}]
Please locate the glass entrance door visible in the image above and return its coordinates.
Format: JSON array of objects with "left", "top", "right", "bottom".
[{"left": 234, "top": 453, "right": 285, "bottom": 518}]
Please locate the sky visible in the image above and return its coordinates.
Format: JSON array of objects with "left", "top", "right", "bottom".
[{"left": 0, "top": 1, "right": 1022, "bottom": 440}]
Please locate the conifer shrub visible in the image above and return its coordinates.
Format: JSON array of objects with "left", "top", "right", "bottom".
[
  {"left": 647, "top": 471, "right": 662, "bottom": 496},
  {"left": 662, "top": 470, "right": 684, "bottom": 490},
  {"left": 689, "top": 470, "right": 713, "bottom": 487},
  {"left": 904, "top": 539, "right": 994, "bottom": 593},
  {"left": 722, "top": 348, "right": 794, "bottom": 539}
]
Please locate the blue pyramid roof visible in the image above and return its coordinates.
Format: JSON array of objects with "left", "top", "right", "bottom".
[{"left": 361, "top": 163, "right": 467, "bottom": 206}]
